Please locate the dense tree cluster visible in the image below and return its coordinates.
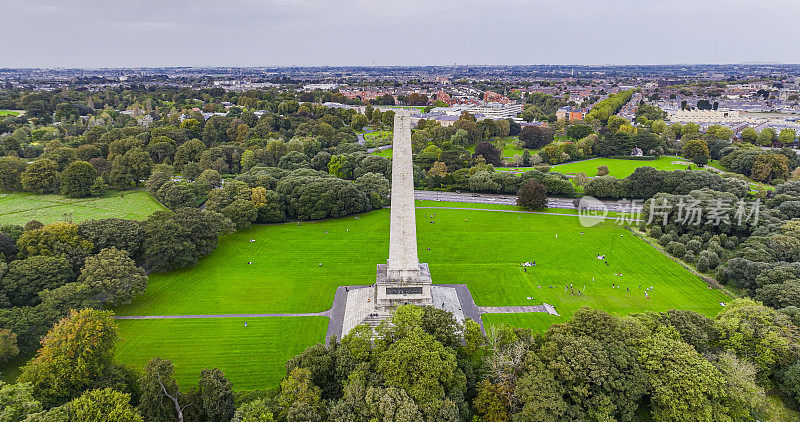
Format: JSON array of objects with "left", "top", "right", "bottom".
[
  {"left": 0, "top": 209, "right": 233, "bottom": 358},
  {"left": 585, "top": 166, "right": 749, "bottom": 200},
  {"left": 4, "top": 298, "right": 800, "bottom": 422},
  {"left": 585, "top": 89, "right": 635, "bottom": 123}
]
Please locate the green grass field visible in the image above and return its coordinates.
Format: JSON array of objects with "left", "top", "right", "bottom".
[
  {"left": 0, "top": 190, "right": 166, "bottom": 226},
  {"left": 466, "top": 137, "right": 524, "bottom": 158},
  {"left": 549, "top": 156, "right": 709, "bottom": 177},
  {"left": 373, "top": 148, "right": 393, "bottom": 158},
  {"left": 114, "top": 205, "right": 727, "bottom": 389},
  {"left": 363, "top": 130, "right": 392, "bottom": 147},
  {"left": 0, "top": 110, "right": 21, "bottom": 116},
  {"left": 115, "top": 317, "right": 327, "bottom": 390}
]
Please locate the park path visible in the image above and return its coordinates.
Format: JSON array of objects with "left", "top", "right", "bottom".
[{"left": 115, "top": 283, "right": 560, "bottom": 340}]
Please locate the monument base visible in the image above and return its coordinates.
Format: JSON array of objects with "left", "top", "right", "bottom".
[{"left": 375, "top": 263, "right": 433, "bottom": 312}]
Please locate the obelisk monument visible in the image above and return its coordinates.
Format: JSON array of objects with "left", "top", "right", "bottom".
[{"left": 375, "top": 109, "right": 432, "bottom": 311}]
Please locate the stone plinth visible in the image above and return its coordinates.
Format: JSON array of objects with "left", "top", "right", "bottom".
[{"left": 375, "top": 263, "right": 432, "bottom": 312}]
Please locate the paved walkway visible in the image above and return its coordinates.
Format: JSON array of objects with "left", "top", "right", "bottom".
[{"left": 116, "top": 284, "right": 561, "bottom": 339}]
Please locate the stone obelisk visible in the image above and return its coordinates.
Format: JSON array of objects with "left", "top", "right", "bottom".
[{"left": 375, "top": 109, "right": 432, "bottom": 311}]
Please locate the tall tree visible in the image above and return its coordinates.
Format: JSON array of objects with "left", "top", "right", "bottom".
[
  {"left": 20, "top": 159, "right": 59, "bottom": 193},
  {"left": 18, "top": 309, "right": 118, "bottom": 407},
  {"left": 78, "top": 247, "right": 148, "bottom": 307},
  {"left": 60, "top": 160, "right": 98, "bottom": 198},
  {"left": 198, "top": 368, "right": 236, "bottom": 422}
]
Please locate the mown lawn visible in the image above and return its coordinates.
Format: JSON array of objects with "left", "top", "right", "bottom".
[
  {"left": 363, "top": 130, "right": 392, "bottom": 147},
  {"left": 374, "top": 148, "right": 393, "bottom": 158},
  {"left": 115, "top": 317, "right": 327, "bottom": 390},
  {"left": 466, "top": 138, "right": 525, "bottom": 158},
  {"left": 115, "top": 205, "right": 727, "bottom": 389},
  {"left": 0, "top": 190, "right": 166, "bottom": 226},
  {"left": 550, "top": 156, "right": 708, "bottom": 177},
  {"left": 0, "top": 110, "right": 21, "bottom": 116}
]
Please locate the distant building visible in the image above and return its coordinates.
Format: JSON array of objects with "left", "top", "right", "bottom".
[
  {"left": 556, "top": 106, "right": 588, "bottom": 121},
  {"left": 483, "top": 90, "right": 510, "bottom": 103},
  {"left": 671, "top": 109, "right": 742, "bottom": 123}
]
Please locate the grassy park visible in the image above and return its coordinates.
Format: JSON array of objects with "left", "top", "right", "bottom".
[
  {"left": 549, "top": 156, "right": 712, "bottom": 177},
  {"left": 0, "top": 190, "right": 166, "bottom": 225},
  {"left": 114, "top": 203, "right": 728, "bottom": 390},
  {"left": 115, "top": 317, "right": 327, "bottom": 389},
  {"left": 363, "top": 130, "right": 392, "bottom": 147}
]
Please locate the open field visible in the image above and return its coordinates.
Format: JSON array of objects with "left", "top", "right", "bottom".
[
  {"left": 496, "top": 156, "right": 720, "bottom": 176},
  {"left": 373, "top": 148, "right": 393, "bottom": 158},
  {"left": 549, "top": 156, "right": 711, "bottom": 177},
  {"left": 466, "top": 137, "right": 524, "bottom": 158},
  {"left": 363, "top": 130, "right": 392, "bottom": 147},
  {"left": 0, "top": 110, "right": 21, "bottom": 116},
  {"left": 0, "top": 190, "right": 166, "bottom": 226},
  {"left": 115, "top": 205, "right": 727, "bottom": 389},
  {"left": 115, "top": 317, "right": 327, "bottom": 390}
]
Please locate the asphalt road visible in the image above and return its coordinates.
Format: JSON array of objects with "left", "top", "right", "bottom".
[{"left": 414, "top": 190, "right": 643, "bottom": 213}]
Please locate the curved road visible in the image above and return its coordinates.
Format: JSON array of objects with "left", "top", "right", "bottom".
[{"left": 414, "top": 190, "right": 642, "bottom": 213}]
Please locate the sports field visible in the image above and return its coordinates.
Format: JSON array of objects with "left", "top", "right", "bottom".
[
  {"left": 0, "top": 190, "right": 166, "bottom": 225},
  {"left": 114, "top": 203, "right": 728, "bottom": 390},
  {"left": 550, "top": 156, "right": 707, "bottom": 177}
]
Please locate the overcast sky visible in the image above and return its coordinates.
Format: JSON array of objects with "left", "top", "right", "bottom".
[{"left": 1, "top": 0, "right": 798, "bottom": 68}]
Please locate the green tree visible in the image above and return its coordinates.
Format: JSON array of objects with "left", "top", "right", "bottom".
[
  {"left": 78, "top": 247, "right": 148, "bottom": 307},
  {"left": 516, "top": 180, "right": 547, "bottom": 210},
  {"left": 18, "top": 309, "right": 118, "bottom": 407},
  {"left": 740, "top": 127, "right": 758, "bottom": 143},
  {"left": 0, "top": 381, "right": 42, "bottom": 421},
  {"left": 778, "top": 128, "right": 797, "bottom": 146},
  {"left": 0, "top": 329, "right": 19, "bottom": 362},
  {"left": 138, "top": 357, "right": 185, "bottom": 422},
  {"left": 0, "top": 157, "right": 27, "bottom": 191},
  {"left": 233, "top": 399, "right": 275, "bottom": 422},
  {"left": 750, "top": 153, "right": 790, "bottom": 183},
  {"left": 60, "top": 160, "right": 97, "bottom": 198},
  {"left": 89, "top": 177, "right": 108, "bottom": 197},
  {"left": 278, "top": 368, "right": 323, "bottom": 420},
  {"left": 681, "top": 139, "right": 710, "bottom": 161},
  {"left": 756, "top": 128, "right": 777, "bottom": 146},
  {"left": 221, "top": 198, "right": 258, "bottom": 230},
  {"left": 355, "top": 172, "right": 391, "bottom": 209},
  {"left": 715, "top": 298, "right": 800, "bottom": 376},
  {"left": 1, "top": 255, "right": 74, "bottom": 306},
  {"left": 16, "top": 222, "right": 94, "bottom": 267},
  {"left": 66, "top": 388, "right": 142, "bottom": 422},
  {"left": 639, "top": 327, "right": 745, "bottom": 422},
  {"left": 376, "top": 306, "right": 462, "bottom": 419},
  {"left": 20, "top": 159, "right": 59, "bottom": 193},
  {"left": 198, "top": 368, "right": 235, "bottom": 422}
]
